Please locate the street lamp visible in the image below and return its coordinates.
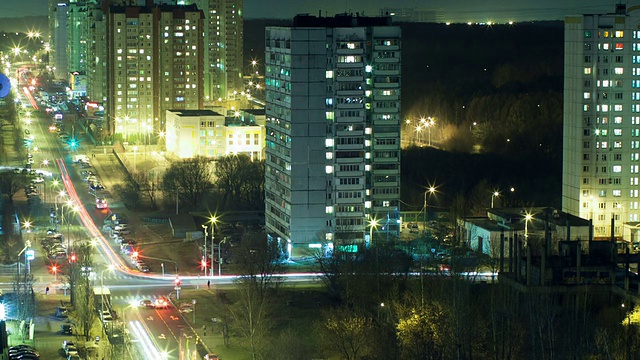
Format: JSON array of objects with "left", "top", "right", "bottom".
[
  {"left": 55, "top": 190, "right": 66, "bottom": 211},
  {"left": 201, "top": 225, "right": 208, "bottom": 277},
  {"left": 423, "top": 186, "right": 436, "bottom": 234},
  {"left": 368, "top": 218, "right": 379, "bottom": 247},
  {"left": 209, "top": 216, "right": 218, "bottom": 277},
  {"left": 524, "top": 213, "right": 533, "bottom": 247},
  {"left": 491, "top": 191, "right": 499, "bottom": 209},
  {"left": 63, "top": 201, "right": 79, "bottom": 251}
]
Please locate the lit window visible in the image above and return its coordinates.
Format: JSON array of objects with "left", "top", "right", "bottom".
[
  {"left": 615, "top": 67, "right": 624, "bottom": 74},
  {"left": 325, "top": 165, "right": 333, "bottom": 174},
  {"left": 365, "top": 65, "right": 372, "bottom": 72},
  {"left": 326, "top": 152, "right": 333, "bottom": 160},
  {"left": 326, "top": 71, "right": 333, "bottom": 78},
  {"left": 613, "top": 190, "right": 622, "bottom": 196},
  {"left": 613, "top": 165, "right": 622, "bottom": 173},
  {"left": 326, "top": 206, "right": 333, "bottom": 214},
  {"left": 584, "top": 67, "right": 592, "bottom": 75},
  {"left": 584, "top": 92, "right": 591, "bottom": 99},
  {"left": 325, "top": 139, "right": 334, "bottom": 147}
]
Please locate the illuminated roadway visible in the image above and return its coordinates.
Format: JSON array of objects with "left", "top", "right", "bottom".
[{"left": 20, "top": 86, "right": 496, "bottom": 359}]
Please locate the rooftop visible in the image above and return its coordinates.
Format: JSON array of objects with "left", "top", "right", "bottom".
[
  {"left": 168, "top": 109, "right": 224, "bottom": 117},
  {"left": 293, "top": 13, "right": 393, "bottom": 27}
]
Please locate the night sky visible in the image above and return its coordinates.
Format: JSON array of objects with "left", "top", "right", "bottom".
[{"left": 0, "top": 0, "right": 619, "bottom": 22}]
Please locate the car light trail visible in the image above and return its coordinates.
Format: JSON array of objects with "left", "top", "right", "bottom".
[
  {"left": 21, "top": 86, "right": 38, "bottom": 110},
  {"left": 129, "top": 320, "right": 166, "bottom": 359},
  {"left": 56, "top": 158, "right": 126, "bottom": 269}
]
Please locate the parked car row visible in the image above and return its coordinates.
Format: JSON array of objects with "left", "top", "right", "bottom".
[
  {"left": 9, "top": 344, "right": 40, "bottom": 359},
  {"left": 132, "top": 256, "right": 149, "bottom": 273},
  {"left": 42, "top": 233, "right": 66, "bottom": 260}
]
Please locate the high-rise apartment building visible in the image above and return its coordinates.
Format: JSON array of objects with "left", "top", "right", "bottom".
[
  {"left": 182, "top": 0, "right": 244, "bottom": 102},
  {"left": 86, "top": 5, "right": 107, "bottom": 102},
  {"left": 264, "top": 14, "right": 401, "bottom": 257},
  {"left": 105, "top": 3, "right": 204, "bottom": 137},
  {"left": 52, "top": 1, "right": 69, "bottom": 79},
  {"left": 67, "top": 0, "right": 89, "bottom": 74},
  {"left": 563, "top": 4, "right": 640, "bottom": 241}
]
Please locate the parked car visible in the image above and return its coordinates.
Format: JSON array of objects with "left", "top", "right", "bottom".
[
  {"left": 60, "top": 324, "right": 73, "bottom": 335},
  {"left": 56, "top": 306, "right": 68, "bottom": 318}
]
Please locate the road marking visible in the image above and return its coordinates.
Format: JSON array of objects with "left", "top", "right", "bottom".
[
  {"left": 158, "top": 334, "right": 166, "bottom": 339},
  {"left": 146, "top": 316, "right": 154, "bottom": 321},
  {"left": 170, "top": 316, "right": 179, "bottom": 321}
]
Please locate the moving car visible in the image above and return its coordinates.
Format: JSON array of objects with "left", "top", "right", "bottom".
[
  {"left": 96, "top": 197, "right": 108, "bottom": 209},
  {"left": 154, "top": 297, "right": 170, "bottom": 308},
  {"left": 140, "top": 299, "right": 154, "bottom": 308}
]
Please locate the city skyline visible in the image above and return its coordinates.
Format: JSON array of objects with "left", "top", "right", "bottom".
[{"left": 0, "top": 0, "right": 619, "bottom": 22}]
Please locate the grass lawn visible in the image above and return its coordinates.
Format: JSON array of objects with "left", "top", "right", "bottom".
[{"left": 176, "top": 283, "right": 332, "bottom": 359}]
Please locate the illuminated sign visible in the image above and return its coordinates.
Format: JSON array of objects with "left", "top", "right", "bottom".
[{"left": 25, "top": 249, "right": 35, "bottom": 261}]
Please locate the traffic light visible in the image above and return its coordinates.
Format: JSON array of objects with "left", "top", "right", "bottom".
[
  {"left": 70, "top": 254, "right": 76, "bottom": 262},
  {"left": 132, "top": 251, "right": 139, "bottom": 259},
  {"left": 201, "top": 259, "right": 207, "bottom": 268},
  {"left": 69, "top": 140, "right": 77, "bottom": 149},
  {"left": 51, "top": 266, "right": 57, "bottom": 274},
  {"left": 174, "top": 277, "right": 181, "bottom": 287}
]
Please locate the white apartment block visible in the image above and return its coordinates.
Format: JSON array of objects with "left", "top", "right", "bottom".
[
  {"left": 106, "top": 3, "right": 204, "bottom": 138},
  {"left": 265, "top": 14, "right": 401, "bottom": 256},
  {"left": 165, "top": 109, "right": 265, "bottom": 159},
  {"left": 563, "top": 4, "right": 640, "bottom": 243}
]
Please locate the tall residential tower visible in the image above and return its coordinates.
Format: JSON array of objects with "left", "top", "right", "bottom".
[
  {"left": 563, "top": 4, "right": 640, "bottom": 241},
  {"left": 182, "top": 0, "right": 244, "bottom": 102},
  {"left": 105, "top": 2, "right": 204, "bottom": 136},
  {"left": 265, "top": 14, "right": 401, "bottom": 257}
]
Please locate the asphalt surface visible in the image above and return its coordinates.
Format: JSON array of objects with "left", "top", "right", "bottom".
[{"left": 8, "top": 87, "right": 225, "bottom": 360}]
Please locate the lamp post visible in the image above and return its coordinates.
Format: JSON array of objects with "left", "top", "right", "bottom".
[
  {"left": 368, "top": 218, "right": 379, "bottom": 247},
  {"left": 55, "top": 190, "right": 66, "bottom": 212},
  {"left": 201, "top": 225, "right": 208, "bottom": 277},
  {"left": 423, "top": 186, "right": 436, "bottom": 234},
  {"left": 63, "top": 201, "right": 78, "bottom": 251},
  {"left": 491, "top": 191, "right": 499, "bottom": 209},
  {"left": 209, "top": 216, "right": 218, "bottom": 277},
  {"left": 524, "top": 213, "right": 533, "bottom": 247},
  {"left": 623, "top": 302, "right": 632, "bottom": 360}
]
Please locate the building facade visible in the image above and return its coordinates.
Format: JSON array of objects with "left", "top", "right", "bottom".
[
  {"left": 86, "top": 4, "right": 107, "bottom": 103},
  {"left": 165, "top": 109, "right": 265, "bottom": 159},
  {"left": 52, "top": 1, "right": 69, "bottom": 80},
  {"left": 563, "top": 4, "right": 640, "bottom": 241},
  {"left": 181, "top": 0, "right": 244, "bottom": 102},
  {"left": 105, "top": 3, "right": 204, "bottom": 138},
  {"left": 66, "top": 0, "right": 89, "bottom": 74},
  {"left": 264, "top": 14, "right": 401, "bottom": 256}
]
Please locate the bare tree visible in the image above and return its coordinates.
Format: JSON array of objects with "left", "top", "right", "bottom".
[
  {"left": 227, "top": 232, "right": 283, "bottom": 359},
  {"left": 214, "top": 155, "right": 264, "bottom": 210},
  {"left": 0, "top": 171, "right": 30, "bottom": 202},
  {"left": 317, "top": 306, "right": 374, "bottom": 360},
  {"left": 161, "top": 156, "right": 213, "bottom": 211},
  {"left": 132, "top": 172, "right": 159, "bottom": 209}
]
